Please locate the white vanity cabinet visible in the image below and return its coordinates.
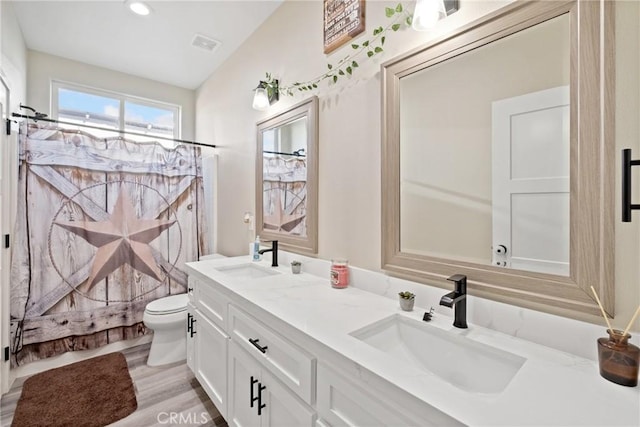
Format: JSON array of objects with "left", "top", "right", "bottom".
[
  {"left": 194, "top": 310, "right": 229, "bottom": 419},
  {"left": 227, "top": 340, "right": 316, "bottom": 427},
  {"left": 187, "top": 276, "right": 230, "bottom": 419}
]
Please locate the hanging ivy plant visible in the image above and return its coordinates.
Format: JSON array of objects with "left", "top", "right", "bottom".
[{"left": 267, "top": 3, "right": 413, "bottom": 96}]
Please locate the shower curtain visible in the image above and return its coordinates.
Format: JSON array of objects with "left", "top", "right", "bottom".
[
  {"left": 262, "top": 156, "right": 307, "bottom": 236},
  {"left": 9, "top": 122, "right": 209, "bottom": 367}
]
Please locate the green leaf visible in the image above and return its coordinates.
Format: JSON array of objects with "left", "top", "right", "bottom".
[
  {"left": 352, "top": 60, "right": 359, "bottom": 68},
  {"left": 381, "top": 36, "right": 386, "bottom": 45},
  {"left": 406, "top": 15, "right": 413, "bottom": 26},
  {"left": 385, "top": 7, "right": 394, "bottom": 17},
  {"left": 346, "top": 66, "right": 352, "bottom": 75},
  {"left": 308, "top": 85, "right": 314, "bottom": 90},
  {"left": 363, "top": 40, "right": 369, "bottom": 47},
  {"left": 375, "top": 46, "right": 383, "bottom": 53},
  {"left": 312, "top": 83, "right": 317, "bottom": 88},
  {"left": 338, "top": 69, "right": 345, "bottom": 75},
  {"left": 373, "top": 28, "right": 380, "bottom": 36},
  {"left": 298, "top": 88, "right": 303, "bottom": 91},
  {"left": 351, "top": 43, "right": 359, "bottom": 49},
  {"left": 377, "top": 26, "right": 383, "bottom": 33},
  {"left": 328, "top": 64, "right": 333, "bottom": 70},
  {"left": 392, "top": 23, "right": 401, "bottom": 31},
  {"left": 396, "top": 3, "right": 403, "bottom": 12},
  {"left": 293, "top": 82, "right": 300, "bottom": 86},
  {"left": 333, "top": 75, "right": 338, "bottom": 83},
  {"left": 367, "top": 51, "right": 374, "bottom": 57}
]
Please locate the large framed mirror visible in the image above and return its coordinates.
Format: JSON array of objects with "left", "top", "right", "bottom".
[
  {"left": 382, "top": 0, "right": 614, "bottom": 318},
  {"left": 256, "top": 96, "right": 319, "bottom": 254}
]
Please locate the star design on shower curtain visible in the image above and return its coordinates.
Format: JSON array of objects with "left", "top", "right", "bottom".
[
  {"left": 263, "top": 190, "right": 306, "bottom": 233},
  {"left": 54, "top": 189, "right": 176, "bottom": 289}
]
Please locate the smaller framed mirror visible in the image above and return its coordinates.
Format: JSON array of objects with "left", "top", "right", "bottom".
[{"left": 256, "top": 96, "right": 319, "bottom": 254}]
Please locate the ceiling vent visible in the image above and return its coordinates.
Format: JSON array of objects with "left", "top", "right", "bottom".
[{"left": 191, "top": 34, "right": 220, "bottom": 53}]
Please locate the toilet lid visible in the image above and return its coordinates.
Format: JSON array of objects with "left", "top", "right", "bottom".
[{"left": 145, "top": 294, "right": 188, "bottom": 315}]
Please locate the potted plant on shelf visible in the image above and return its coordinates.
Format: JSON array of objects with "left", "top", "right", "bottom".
[
  {"left": 398, "top": 291, "right": 415, "bottom": 311},
  {"left": 291, "top": 260, "right": 302, "bottom": 274}
]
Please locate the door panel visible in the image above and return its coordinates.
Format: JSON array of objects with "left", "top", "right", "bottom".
[
  {"left": 228, "top": 341, "right": 260, "bottom": 427},
  {"left": 492, "top": 86, "right": 570, "bottom": 275},
  {"left": 195, "top": 310, "right": 229, "bottom": 419}
]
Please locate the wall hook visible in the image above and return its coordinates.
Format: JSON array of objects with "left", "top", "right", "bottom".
[{"left": 622, "top": 148, "right": 640, "bottom": 222}]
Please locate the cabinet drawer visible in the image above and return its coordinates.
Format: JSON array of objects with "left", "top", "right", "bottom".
[
  {"left": 317, "top": 363, "right": 418, "bottom": 427},
  {"left": 196, "top": 278, "right": 229, "bottom": 331},
  {"left": 229, "top": 305, "right": 315, "bottom": 405}
]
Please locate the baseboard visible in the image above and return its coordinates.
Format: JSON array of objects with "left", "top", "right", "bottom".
[{"left": 5, "top": 335, "right": 153, "bottom": 392}]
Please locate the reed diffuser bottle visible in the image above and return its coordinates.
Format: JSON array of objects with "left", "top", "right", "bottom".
[
  {"left": 591, "top": 286, "right": 640, "bottom": 387},
  {"left": 597, "top": 329, "right": 639, "bottom": 387}
]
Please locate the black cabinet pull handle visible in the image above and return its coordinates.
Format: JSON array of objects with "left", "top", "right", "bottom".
[
  {"left": 187, "top": 313, "right": 192, "bottom": 333},
  {"left": 622, "top": 148, "right": 640, "bottom": 222},
  {"left": 188, "top": 287, "right": 193, "bottom": 292},
  {"left": 189, "top": 317, "right": 197, "bottom": 338},
  {"left": 248, "top": 338, "right": 268, "bottom": 353},
  {"left": 250, "top": 376, "right": 259, "bottom": 408},
  {"left": 257, "top": 383, "right": 267, "bottom": 416}
]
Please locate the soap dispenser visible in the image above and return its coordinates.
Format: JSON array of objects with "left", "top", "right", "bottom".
[{"left": 252, "top": 235, "right": 261, "bottom": 261}]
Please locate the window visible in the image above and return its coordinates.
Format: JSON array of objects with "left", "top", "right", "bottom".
[{"left": 52, "top": 81, "right": 181, "bottom": 143}]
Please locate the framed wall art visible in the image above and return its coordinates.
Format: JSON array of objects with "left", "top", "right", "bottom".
[{"left": 323, "top": 0, "right": 365, "bottom": 54}]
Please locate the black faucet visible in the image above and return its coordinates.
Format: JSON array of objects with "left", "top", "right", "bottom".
[
  {"left": 439, "top": 274, "right": 468, "bottom": 329},
  {"left": 258, "top": 240, "right": 278, "bottom": 267}
]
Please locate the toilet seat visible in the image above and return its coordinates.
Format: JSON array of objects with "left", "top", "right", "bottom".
[{"left": 145, "top": 294, "right": 188, "bottom": 315}]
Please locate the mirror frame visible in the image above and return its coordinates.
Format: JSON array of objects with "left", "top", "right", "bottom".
[
  {"left": 381, "top": 0, "right": 615, "bottom": 318},
  {"left": 256, "top": 96, "right": 319, "bottom": 254}
]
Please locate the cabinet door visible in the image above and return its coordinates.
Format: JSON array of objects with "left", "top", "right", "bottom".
[
  {"left": 195, "top": 310, "right": 229, "bottom": 420},
  {"left": 228, "top": 341, "right": 261, "bottom": 427},
  {"left": 187, "top": 303, "right": 196, "bottom": 372},
  {"left": 260, "top": 367, "right": 316, "bottom": 427}
]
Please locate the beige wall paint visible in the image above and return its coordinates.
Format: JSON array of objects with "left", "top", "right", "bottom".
[
  {"left": 196, "top": 0, "right": 639, "bottom": 328},
  {"left": 27, "top": 51, "right": 196, "bottom": 140},
  {"left": 400, "top": 14, "right": 569, "bottom": 265},
  {"left": 1, "top": 0, "right": 27, "bottom": 112}
]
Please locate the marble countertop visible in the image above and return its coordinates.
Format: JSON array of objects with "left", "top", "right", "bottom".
[{"left": 186, "top": 256, "right": 640, "bottom": 426}]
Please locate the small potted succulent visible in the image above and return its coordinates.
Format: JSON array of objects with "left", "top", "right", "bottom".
[
  {"left": 291, "top": 260, "right": 302, "bottom": 274},
  {"left": 398, "top": 291, "right": 415, "bottom": 311}
]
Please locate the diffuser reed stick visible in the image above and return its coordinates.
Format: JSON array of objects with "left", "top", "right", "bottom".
[
  {"left": 590, "top": 286, "right": 614, "bottom": 332},
  {"left": 621, "top": 305, "right": 640, "bottom": 338}
]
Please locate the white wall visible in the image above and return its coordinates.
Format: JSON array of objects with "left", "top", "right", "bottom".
[
  {"left": 0, "top": 0, "right": 27, "bottom": 394},
  {"left": 27, "top": 50, "right": 196, "bottom": 140},
  {"left": 198, "top": 0, "right": 639, "bottom": 328}
]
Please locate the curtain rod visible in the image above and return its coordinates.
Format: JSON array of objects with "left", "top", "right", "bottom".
[
  {"left": 262, "top": 149, "right": 306, "bottom": 158},
  {"left": 10, "top": 112, "right": 216, "bottom": 149}
]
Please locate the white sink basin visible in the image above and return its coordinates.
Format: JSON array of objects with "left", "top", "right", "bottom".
[
  {"left": 350, "top": 315, "right": 526, "bottom": 394},
  {"left": 215, "top": 263, "right": 281, "bottom": 279}
]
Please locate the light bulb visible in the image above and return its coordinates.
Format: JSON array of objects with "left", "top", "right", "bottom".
[
  {"left": 252, "top": 87, "right": 270, "bottom": 111},
  {"left": 412, "top": 0, "right": 446, "bottom": 31},
  {"left": 128, "top": 1, "right": 151, "bottom": 16}
]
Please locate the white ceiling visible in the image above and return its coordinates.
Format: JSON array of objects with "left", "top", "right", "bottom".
[{"left": 10, "top": 0, "right": 284, "bottom": 90}]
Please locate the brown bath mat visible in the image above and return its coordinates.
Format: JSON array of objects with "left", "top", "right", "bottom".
[{"left": 12, "top": 352, "right": 137, "bottom": 427}]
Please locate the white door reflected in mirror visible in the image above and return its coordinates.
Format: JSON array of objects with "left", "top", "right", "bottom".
[{"left": 491, "top": 86, "right": 570, "bottom": 276}]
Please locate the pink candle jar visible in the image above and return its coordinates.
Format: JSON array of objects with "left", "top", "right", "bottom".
[{"left": 331, "top": 259, "right": 349, "bottom": 288}]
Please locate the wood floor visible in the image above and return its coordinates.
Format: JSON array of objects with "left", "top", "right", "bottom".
[{"left": 0, "top": 343, "right": 228, "bottom": 427}]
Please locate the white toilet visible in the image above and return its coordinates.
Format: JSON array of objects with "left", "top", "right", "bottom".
[{"left": 143, "top": 293, "right": 189, "bottom": 366}]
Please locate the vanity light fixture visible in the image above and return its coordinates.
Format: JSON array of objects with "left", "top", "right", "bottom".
[
  {"left": 252, "top": 80, "right": 279, "bottom": 111},
  {"left": 127, "top": 1, "right": 152, "bottom": 16},
  {"left": 412, "top": 0, "right": 458, "bottom": 31}
]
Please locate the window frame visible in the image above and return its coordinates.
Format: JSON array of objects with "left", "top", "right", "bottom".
[{"left": 51, "top": 80, "right": 182, "bottom": 139}]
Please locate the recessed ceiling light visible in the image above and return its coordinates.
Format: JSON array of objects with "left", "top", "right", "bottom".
[{"left": 128, "top": 1, "right": 151, "bottom": 16}]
